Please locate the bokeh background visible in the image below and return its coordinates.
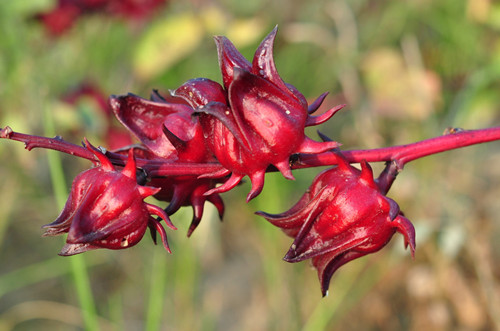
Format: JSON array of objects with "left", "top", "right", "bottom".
[{"left": 1, "top": 0, "right": 500, "bottom": 330}]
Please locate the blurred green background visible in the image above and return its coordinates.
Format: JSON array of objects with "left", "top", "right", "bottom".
[{"left": 1, "top": 0, "right": 500, "bottom": 330}]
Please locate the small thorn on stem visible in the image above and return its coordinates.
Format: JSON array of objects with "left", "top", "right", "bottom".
[{"left": 443, "top": 127, "right": 465, "bottom": 135}]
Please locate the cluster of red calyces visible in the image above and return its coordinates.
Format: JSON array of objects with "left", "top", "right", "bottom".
[{"left": 0, "top": 26, "right": 430, "bottom": 296}]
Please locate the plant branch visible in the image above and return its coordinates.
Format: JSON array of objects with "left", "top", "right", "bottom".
[
  {"left": 2, "top": 126, "right": 500, "bottom": 179},
  {"left": 294, "top": 126, "right": 500, "bottom": 169},
  {"left": 0, "top": 126, "right": 225, "bottom": 176}
]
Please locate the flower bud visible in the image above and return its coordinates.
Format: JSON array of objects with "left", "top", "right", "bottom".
[
  {"left": 257, "top": 154, "right": 415, "bottom": 296},
  {"left": 176, "top": 27, "right": 345, "bottom": 201},
  {"left": 109, "top": 92, "right": 205, "bottom": 160},
  {"left": 109, "top": 92, "right": 225, "bottom": 236},
  {"left": 43, "top": 140, "right": 176, "bottom": 255}
]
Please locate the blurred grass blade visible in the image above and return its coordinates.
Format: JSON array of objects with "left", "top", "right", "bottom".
[
  {"left": 44, "top": 104, "right": 100, "bottom": 331},
  {"left": 0, "top": 256, "right": 104, "bottom": 298},
  {"left": 144, "top": 248, "right": 168, "bottom": 331}
]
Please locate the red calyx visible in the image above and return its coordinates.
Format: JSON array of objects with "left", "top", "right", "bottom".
[
  {"left": 43, "top": 140, "right": 176, "bottom": 255},
  {"left": 109, "top": 91, "right": 225, "bottom": 236},
  {"left": 176, "top": 27, "right": 344, "bottom": 201},
  {"left": 257, "top": 153, "right": 415, "bottom": 296}
]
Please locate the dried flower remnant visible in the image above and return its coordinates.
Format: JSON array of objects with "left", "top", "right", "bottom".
[
  {"left": 43, "top": 140, "right": 176, "bottom": 255},
  {"left": 257, "top": 154, "right": 415, "bottom": 296}
]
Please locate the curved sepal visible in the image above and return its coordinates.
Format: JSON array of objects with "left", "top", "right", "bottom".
[
  {"left": 83, "top": 138, "right": 114, "bottom": 170},
  {"left": 109, "top": 93, "right": 193, "bottom": 158},
  {"left": 308, "top": 92, "right": 329, "bottom": 114},
  {"left": 394, "top": 215, "right": 416, "bottom": 257},
  {"left": 172, "top": 78, "right": 227, "bottom": 109},
  {"left": 295, "top": 136, "right": 339, "bottom": 154},
  {"left": 252, "top": 26, "right": 290, "bottom": 95},
  {"left": 203, "top": 173, "right": 244, "bottom": 197},
  {"left": 305, "top": 104, "right": 345, "bottom": 127},
  {"left": 214, "top": 35, "right": 252, "bottom": 88},
  {"left": 195, "top": 101, "right": 253, "bottom": 152}
]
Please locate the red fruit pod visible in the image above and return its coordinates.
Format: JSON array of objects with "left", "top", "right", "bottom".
[
  {"left": 257, "top": 154, "right": 415, "bottom": 296},
  {"left": 109, "top": 90, "right": 226, "bottom": 236},
  {"left": 109, "top": 93, "right": 203, "bottom": 160},
  {"left": 180, "top": 27, "right": 344, "bottom": 201},
  {"left": 43, "top": 140, "right": 176, "bottom": 255}
]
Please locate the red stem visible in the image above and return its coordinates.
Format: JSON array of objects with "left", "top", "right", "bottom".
[
  {"left": 0, "top": 126, "right": 224, "bottom": 176},
  {"left": 2, "top": 126, "right": 500, "bottom": 176},
  {"left": 294, "top": 126, "right": 500, "bottom": 170}
]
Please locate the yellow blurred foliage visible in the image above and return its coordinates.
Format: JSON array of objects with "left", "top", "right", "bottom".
[
  {"left": 133, "top": 7, "right": 268, "bottom": 81},
  {"left": 133, "top": 13, "right": 204, "bottom": 81},
  {"left": 362, "top": 48, "right": 441, "bottom": 121}
]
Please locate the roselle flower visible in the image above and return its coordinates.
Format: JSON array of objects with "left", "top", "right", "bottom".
[
  {"left": 106, "top": 0, "right": 167, "bottom": 20},
  {"left": 257, "top": 154, "right": 416, "bottom": 296},
  {"left": 173, "top": 27, "right": 345, "bottom": 201},
  {"left": 109, "top": 91, "right": 224, "bottom": 236},
  {"left": 109, "top": 91, "right": 206, "bottom": 159},
  {"left": 34, "top": 0, "right": 84, "bottom": 36},
  {"left": 43, "top": 140, "right": 176, "bottom": 256},
  {"left": 35, "top": 0, "right": 167, "bottom": 36}
]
